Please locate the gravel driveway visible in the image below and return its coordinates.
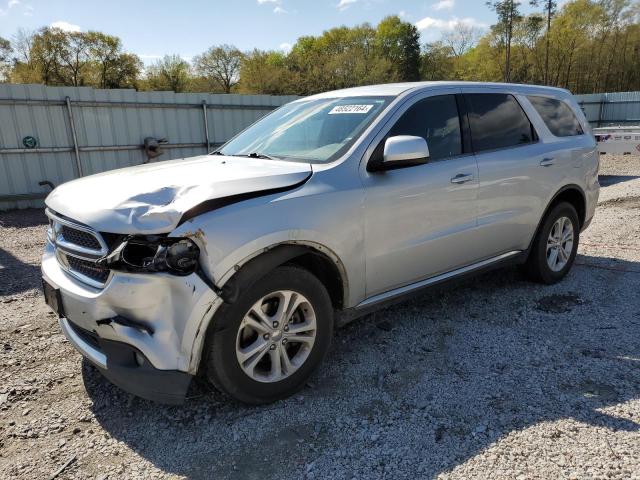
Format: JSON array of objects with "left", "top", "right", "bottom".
[{"left": 1, "top": 154, "right": 639, "bottom": 480}]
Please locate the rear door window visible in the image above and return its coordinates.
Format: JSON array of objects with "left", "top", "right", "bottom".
[
  {"left": 527, "top": 95, "right": 584, "bottom": 137},
  {"left": 465, "top": 93, "right": 535, "bottom": 152},
  {"left": 387, "top": 95, "right": 462, "bottom": 160}
]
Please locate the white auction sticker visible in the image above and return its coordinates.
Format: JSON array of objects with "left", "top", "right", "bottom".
[{"left": 328, "top": 104, "right": 374, "bottom": 114}]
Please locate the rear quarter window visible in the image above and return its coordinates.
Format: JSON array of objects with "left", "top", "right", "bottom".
[{"left": 527, "top": 95, "right": 584, "bottom": 137}]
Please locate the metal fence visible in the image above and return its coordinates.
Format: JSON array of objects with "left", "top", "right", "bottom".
[
  {"left": 2, "top": 85, "right": 638, "bottom": 211},
  {"left": 0, "top": 84, "right": 298, "bottom": 210},
  {"left": 575, "top": 91, "right": 640, "bottom": 128}
]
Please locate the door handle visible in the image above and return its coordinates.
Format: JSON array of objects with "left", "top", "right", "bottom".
[
  {"left": 450, "top": 173, "right": 474, "bottom": 184},
  {"left": 539, "top": 158, "right": 555, "bottom": 167}
]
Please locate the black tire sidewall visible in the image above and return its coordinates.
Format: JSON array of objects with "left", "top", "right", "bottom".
[
  {"left": 533, "top": 202, "right": 580, "bottom": 283},
  {"left": 205, "top": 266, "right": 333, "bottom": 404}
]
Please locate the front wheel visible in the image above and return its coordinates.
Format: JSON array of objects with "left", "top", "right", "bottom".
[
  {"left": 204, "top": 266, "right": 333, "bottom": 404},
  {"left": 523, "top": 201, "right": 580, "bottom": 284}
]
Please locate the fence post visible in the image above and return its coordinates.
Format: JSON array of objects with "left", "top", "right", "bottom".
[
  {"left": 597, "top": 94, "right": 605, "bottom": 128},
  {"left": 202, "top": 100, "right": 210, "bottom": 154},
  {"left": 65, "top": 96, "right": 84, "bottom": 177}
]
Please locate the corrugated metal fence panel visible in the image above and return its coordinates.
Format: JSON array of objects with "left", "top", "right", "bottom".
[
  {"left": 0, "top": 84, "right": 298, "bottom": 210},
  {"left": 575, "top": 91, "right": 640, "bottom": 127},
  {"left": 574, "top": 92, "right": 604, "bottom": 127},
  {"left": 602, "top": 91, "right": 640, "bottom": 126},
  {"left": 0, "top": 84, "right": 77, "bottom": 210}
]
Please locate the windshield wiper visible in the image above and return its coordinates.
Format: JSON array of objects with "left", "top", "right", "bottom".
[
  {"left": 218, "top": 152, "right": 282, "bottom": 160},
  {"left": 246, "top": 152, "right": 278, "bottom": 160},
  {"left": 225, "top": 152, "right": 280, "bottom": 160}
]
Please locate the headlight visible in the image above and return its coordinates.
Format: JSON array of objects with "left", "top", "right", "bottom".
[
  {"left": 99, "top": 236, "right": 200, "bottom": 276},
  {"left": 160, "top": 239, "right": 200, "bottom": 274}
]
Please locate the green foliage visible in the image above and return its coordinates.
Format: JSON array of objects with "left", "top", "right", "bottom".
[
  {"left": 422, "top": 0, "right": 639, "bottom": 93},
  {"left": 193, "top": 45, "right": 243, "bottom": 93},
  {"left": 143, "top": 54, "right": 191, "bottom": 92},
  {"left": 237, "top": 49, "right": 291, "bottom": 94},
  {"left": 486, "top": 1, "right": 524, "bottom": 81},
  {"left": 0, "top": 36, "right": 12, "bottom": 81},
  {"left": 239, "top": 15, "right": 418, "bottom": 95},
  {"left": 7, "top": 27, "right": 142, "bottom": 88},
  {"left": 1, "top": 2, "right": 639, "bottom": 94},
  {"left": 375, "top": 15, "right": 421, "bottom": 81}
]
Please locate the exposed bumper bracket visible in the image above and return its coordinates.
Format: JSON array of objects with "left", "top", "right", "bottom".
[{"left": 96, "top": 315, "right": 155, "bottom": 335}]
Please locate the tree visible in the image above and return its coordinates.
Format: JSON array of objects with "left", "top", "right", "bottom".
[
  {"left": 9, "top": 29, "right": 40, "bottom": 83},
  {"left": 104, "top": 52, "right": 142, "bottom": 89},
  {"left": 28, "top": 27, "right": 68, "bottom": 85},
  {"left": 0, "top": 36, "right": 11, "bottom": 81},
  {"left": 83, "top": 32, "right": 142, "bottom": 89},
  {"left": 420, "top": 42, "right": 455, "bottom": 80},
  {"left": 7, "top": 28, "right": 141, "bottom": 88},
  {"left": 375, "top": 15, "right": 421, "bottom": 81},
  {"left": 238, "top": 49, "right": 292, "bottom": 94},
  {"left": 506, "top": 14, "right": 543, "bottom": 83},
  {"left": 11, "top": 28, "right": 33, "bottom": 64},
  {"left": 487, "top": 0, "right": 523, "bottom": 82},
  {"left": 145, "top": 54, "right": 191, "bottom": 92},
  {"left": 193, "top": 44, "right": 243, "bottom": 93},
  {"left": 530, "top": 0, "right": 557, "bottom": 84},
  {"left": 442, "top": 22, "right": 482, "bottom": 57},
  {"left": 2, "top": 3, "right": 640, "bottom": 94},
  {"left": 284, "top": 24, "right": 390, "bottom": 94},
  {"left": 86, "top": 31, "right": 120, "bottom": 88},
  {"left": 60, "top": 32, "right": 91, "bottom": 86}
]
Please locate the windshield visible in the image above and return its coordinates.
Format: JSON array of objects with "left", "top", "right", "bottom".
[{"left": 218, "top": 96, "right": 391, "bottom": 163}]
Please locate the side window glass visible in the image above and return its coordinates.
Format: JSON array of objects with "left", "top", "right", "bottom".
[
  {"left": 388, "top": 95, "right": 462, "bottom": 160},
  {"left": 527, "top": 95, "right": 584, "bottom": 137},
  {"left": 465, "top": 93, "right": 534, "bottom": 152}
]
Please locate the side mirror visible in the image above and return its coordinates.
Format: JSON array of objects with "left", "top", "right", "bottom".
[
  {"left": 384, "top": 135, "right": 429, "bottom": 163},
  {"left": 374, "top": 135, "right": 429, "bottom": 171}
]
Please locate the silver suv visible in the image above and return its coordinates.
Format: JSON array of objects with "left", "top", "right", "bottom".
[{"left": 42, "top": 82, "right": 599, "bottom": 404}]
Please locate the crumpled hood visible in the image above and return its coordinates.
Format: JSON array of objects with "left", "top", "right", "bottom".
[{"left": 46, "top": 155, "right": 312, "bottom": 234}]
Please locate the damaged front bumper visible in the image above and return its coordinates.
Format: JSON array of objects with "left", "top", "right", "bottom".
[
  {"left": 42, "top": 241, "right": 223, "bottom": 404},
  {"left": 59, "top": 318, "right": 192, "bottom": 404}
]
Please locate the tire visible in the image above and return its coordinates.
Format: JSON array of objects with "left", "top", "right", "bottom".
[
  {"left": 204, "top": 265, "right": 333, "bottom": 404},
  {"left": 523, "top": 201, "right": 580, "bottom": 284}
]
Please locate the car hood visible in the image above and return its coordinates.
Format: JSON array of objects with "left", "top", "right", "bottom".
[{"left": 45, "top": 155, "right": 312, "bottom": 234}]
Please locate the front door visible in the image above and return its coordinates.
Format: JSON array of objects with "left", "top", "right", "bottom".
[{"left": 360, "top": 93, "right": 480, "bottom": 298}]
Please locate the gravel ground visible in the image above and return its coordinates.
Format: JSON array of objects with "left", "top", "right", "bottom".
[{"left": 1, "top": 154, "right": 639, "bottom": 480}]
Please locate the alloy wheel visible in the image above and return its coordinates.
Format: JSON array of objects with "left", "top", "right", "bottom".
[
  {"left": 546, "top": 216, "right": 574, "bottom": 272},
  {"left": 235, "top": 290, "right": 317, "bottom": 383}
]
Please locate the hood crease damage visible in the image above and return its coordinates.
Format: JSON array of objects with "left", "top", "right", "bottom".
[{"left": 45, "top": 155, "right": 313, "bottom": 234}]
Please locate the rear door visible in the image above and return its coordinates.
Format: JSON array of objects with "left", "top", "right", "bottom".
[
  {"left": 462, "top": 90, "right": 558, "bottom": 257},
  {"left": 360, "top": 91, "right": 481, "bottom": 297}
]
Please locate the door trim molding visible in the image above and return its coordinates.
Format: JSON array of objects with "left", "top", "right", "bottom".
[{"left": 356, "top": 250, "right": 521, "bottom": 309}]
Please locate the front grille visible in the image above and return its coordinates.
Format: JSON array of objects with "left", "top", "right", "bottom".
[
  {"left": 66, "top": 255, "right": 111, "bottom": 284},
  {"left": 61, "top": 225, "right": 102, "bottom": 250},
  {"left": 46, "top": 209, "right": 111, "bottom": 288}
]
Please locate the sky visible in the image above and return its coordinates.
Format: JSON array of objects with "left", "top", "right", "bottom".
[{"left": 0, "top": 0, "right": 559, "bottom": 63}]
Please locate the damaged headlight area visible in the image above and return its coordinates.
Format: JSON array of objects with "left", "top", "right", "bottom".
[{"left": 98, "top": 236, "right": 200, "bottom": 276}]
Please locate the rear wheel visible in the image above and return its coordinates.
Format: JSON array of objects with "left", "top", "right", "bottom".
[
  {"left": 204, "top": 266, "right": 333, "bottom": 404},
  {"left": 523, "top": 202, "right": 580, "bottom": 284}
]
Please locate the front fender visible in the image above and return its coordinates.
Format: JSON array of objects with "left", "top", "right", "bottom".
[
  {"left": 180, "top": 236, "right": 351, "bottom": 374},
  {"left": 174, "top": 225, "right": 353, "bottom": 298},
  {"left": 170, "top": 183, "right": 365, "bottom": 306}
]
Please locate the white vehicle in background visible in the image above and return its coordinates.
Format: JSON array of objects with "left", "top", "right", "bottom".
[{"left": 593, "top": 126, "right": 640, "bottom": 155}]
